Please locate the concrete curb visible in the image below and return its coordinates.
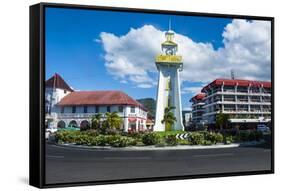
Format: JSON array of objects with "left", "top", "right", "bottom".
[{"left": 53, "top": 142, "right": 247, "bottom": 151}]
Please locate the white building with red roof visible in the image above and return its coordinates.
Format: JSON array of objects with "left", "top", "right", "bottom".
[
  {"left": 190, "top": 78, "right": 271, "bottom": 129},
  {"left": 45, "top": 74, "right": 148, "bottom": 132},
  {"left": 189, "top": 93, "right": 206, "bottom": 125}
]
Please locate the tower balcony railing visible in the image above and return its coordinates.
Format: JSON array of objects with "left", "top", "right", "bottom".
[{"left": 155, "top": 55, "right": 182, "bottom": 64}]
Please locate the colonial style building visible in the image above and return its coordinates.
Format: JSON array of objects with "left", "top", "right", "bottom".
[
  {"left": 45, "top": 73, "right": 148, "bottom": 132},
  {"left": 190, "top": 78, "right": 271, "bottom": 128}
]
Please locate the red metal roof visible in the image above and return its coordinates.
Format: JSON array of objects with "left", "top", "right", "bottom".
[
  {"left": 190, "top": 93, "right": 206, "bottom": 102},
  {"left": 57, "top": 90, "right": 147, "bottom": 110},
  {"left": 202, "top": 78, "right": 271, "bottom": 91},
  {"left": 46, "top": 73, "right": 73, "bottom": 92}
]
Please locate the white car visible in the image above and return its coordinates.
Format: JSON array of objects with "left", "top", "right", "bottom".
[
  {"left": 46, "top": 126, "right": 58, "bottom": 134},
  {"left": 257, "top": 124, "right": 270, "bottom": 133}
]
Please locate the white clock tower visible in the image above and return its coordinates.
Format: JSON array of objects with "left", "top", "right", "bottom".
[{"left": 154, "top": 25, "right": 184, "bottom": 131}]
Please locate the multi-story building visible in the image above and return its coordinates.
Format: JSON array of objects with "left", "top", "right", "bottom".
[
  {"left": 45, "top": 73, "right": 148, "bottom": 132},
  {"left": 190, "top": 79, "right": 271, "bottom": 128},
  {"left": 189, "top": 93, "right": 205, "bottom": 125}
]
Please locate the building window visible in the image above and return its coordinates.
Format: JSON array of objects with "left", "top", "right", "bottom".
[
  {"left": 118, "top": 106, "right": 123, "bottom": 112},
  {"left": 64, "top": 90, "right": 67, "bottom": 94},
  {"left": 83, "top": 106, "right": 88, "bottom": 113},
  {"left": 61, "top": 107, "right": 64, "bottom": 113},
  {"left": 130, "top": 106, "right": 135, "bottom": 113},
  {"left": 107, "top": 106, "right": 111, "bottom": 112},
  {"left": 95, "top": 106, "right": 99, "bottom": 113},
  {"left": 72, "top": 106, "right": 76, "bottom": 113}
]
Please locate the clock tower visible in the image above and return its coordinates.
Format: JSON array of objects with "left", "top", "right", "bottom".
[{"left": 154, "top": 24, "right": 184, "bottom": 131}]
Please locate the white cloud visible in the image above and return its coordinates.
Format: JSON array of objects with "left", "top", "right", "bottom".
[
  {"left": 181, "top": 86, "right": 203, "bottom": 95},
  {"left": 99, "top": 19, "right": 271, "bottom": 90}
]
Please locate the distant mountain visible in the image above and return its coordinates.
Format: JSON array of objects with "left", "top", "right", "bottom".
[{"left": 137, "top": 98, "right": 156, "bottom": 119}]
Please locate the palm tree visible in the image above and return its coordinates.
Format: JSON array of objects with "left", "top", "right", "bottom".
[
  {"left": 161, "top": 106, "right": 177, "bottom": 131},
  {"left": 91, "top": 113, "right": 103, "bottom": 129},
  {"left": 103, "top": 112, "right": 123, "bottom": 130},
  {"left": 216, "top": 111, "right": 230, "bottom": 130}
]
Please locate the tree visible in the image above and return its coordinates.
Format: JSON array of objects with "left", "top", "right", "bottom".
[
  {"left": 216, "top": 112, "right": 230, "bottom": 130},
  {"left": 91, "top": 113, "right": 103, "bottom": 130},
  {"left": 103, "top": 112, "right": 123, "bottom": 130},
  {"left": 161, "top": 106, "right": 177, "bottom": 131}
]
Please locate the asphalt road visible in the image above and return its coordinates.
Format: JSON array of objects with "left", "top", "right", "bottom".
[{"left": 45, "top": 144, "right": 271, "bottom": 184}]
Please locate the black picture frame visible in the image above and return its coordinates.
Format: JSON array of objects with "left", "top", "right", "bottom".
[{"left": 30, "top": 2, "right": 274, "bottom": 188}]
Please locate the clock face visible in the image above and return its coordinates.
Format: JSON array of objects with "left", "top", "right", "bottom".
[{"left": 165, "top": 48, "right": 174, "bottom": 55}]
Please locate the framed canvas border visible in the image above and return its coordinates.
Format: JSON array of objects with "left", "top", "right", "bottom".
[{"left": 29, "top": 2, "right": 274, "bottom": 188}]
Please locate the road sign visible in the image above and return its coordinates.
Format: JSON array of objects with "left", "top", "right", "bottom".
[{"left": 176, "top": 133, "right": 189, "bottom": 140}]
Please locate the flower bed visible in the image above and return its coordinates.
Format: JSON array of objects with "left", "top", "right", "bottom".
[{"left": 55, "top": 130, "right": 265, "bottom": 147}]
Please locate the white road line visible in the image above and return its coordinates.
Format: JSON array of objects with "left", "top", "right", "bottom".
[
  {"left": 193, "top": 153, "right": 234, "bottom": 158},
  {"left": 46, "top": 155, "right": 65, "bottom": 159},
  {"left": 104, "top": 157, "right": 151, "bottom": 160}
]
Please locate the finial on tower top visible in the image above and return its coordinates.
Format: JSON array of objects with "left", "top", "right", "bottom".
[{"left": 169, "top": 18, "right": 171, "bottom": 31}]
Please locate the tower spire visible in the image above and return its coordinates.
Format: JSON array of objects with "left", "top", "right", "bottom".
[{"left": 169, "top": 18, "right": 171, "bottom": 31}]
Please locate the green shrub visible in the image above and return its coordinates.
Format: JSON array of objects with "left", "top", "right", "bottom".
[
  {"left": 202, "top": 140, "right": 212, "bottom": 145},
  {"left": 105, "top": 128, "right": 121, "bottom": 135},
  {"left": 214, "top": 133, "right": 223, "bottom": 143},
  {"left": 127, "top": 131, "right": 144, "bottom": 139},
  {"left": 85, "top": 129, "right": 99, "bottom": 136},
  {"left": 254, "top": 131, "right": 263, "bottom": 141},
  {"left": 165, "top": 135, "right": 178, "bottom": 146},
  {"left": 248, "top": 131, "right": 256, "bottom": 141},
  {"left": 204, "top": 132, "right": 223, "bottom": 144},
  {"left": 55, "top": 131, "right": 81, "bottom": 143},
  {"left": 178, "top": 139, "right": 190, "bottom": 145},
  {"left": 238, "top": 131, "right": 250, "bottom": 142},
  {"left": 108, "top": 135, "right": 136, "bottom": 147},
  {"left": 236, "top": 131, "right": 263, "bottom": 142},
  {"left": 188, "top": 132, "right": 204, "bottom": 145},
  {"left": 224, "top": 136, "right": 234, "bottom": 145},
  {"left": 142, "top": 132, "right": 160, "bottom": 145},
  {"left": 75, "top": 134, "right": 95, "bottom": 145},
  {"left": 95, "top": 135, "right": 107, "bottom": 146}
]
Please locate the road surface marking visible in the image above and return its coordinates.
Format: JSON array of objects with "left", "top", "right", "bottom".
[
  {"left": 46, "top": 155, "right": 65, "bottom": 159},
  {"left": 192, "top": 153, "right": 234, "bottom": 158},
  {"left": 104, "top": 157, "right": 151, "bottom": 160}
]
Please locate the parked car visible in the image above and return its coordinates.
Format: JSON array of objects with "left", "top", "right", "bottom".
[
  {"left": 46, "top": 126, "right": 58, "bottom": 134},
  {"left": 257, "top": 124, "right": 271, "bottom": 134}
]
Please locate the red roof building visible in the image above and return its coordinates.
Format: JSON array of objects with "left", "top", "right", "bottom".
[
  {"left": 57, "top": 90, "right": 146, "bottom": 110},
  {"left": 46, "top": 73, "right": 73, "bottom": 92},
  {"left": 45, "top": 73, "right": 148, "bottom": 132},
  {"left": 189, "top": 93, "right": 206, "bottom": 124},
  {"left": 202, "top": 78, "right": 271, "bottom": 92},
  {"left": 189, "top": 78, "right": 271, "bottom": 127}
]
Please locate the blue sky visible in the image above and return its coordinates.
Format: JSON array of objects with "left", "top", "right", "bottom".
[{"left": 45, "top": 7, "right": 271, "bottom": 110}]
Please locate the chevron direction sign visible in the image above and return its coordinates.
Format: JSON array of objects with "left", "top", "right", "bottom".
[{"left": 175, "top": 133, "right": 189, "bottom": 140}]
